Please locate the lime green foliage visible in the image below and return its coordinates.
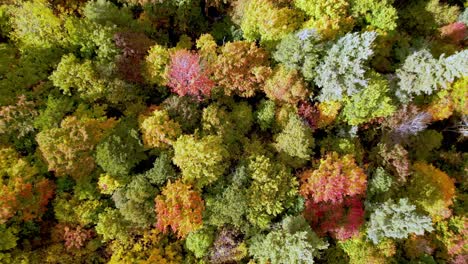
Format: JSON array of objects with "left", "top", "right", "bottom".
[
  {"left": 139, "top": 109, "right": 182, "bottom": 149},
  {"left": 274, "top": 114, "right": 314, "bottom": 167},
  {"left": 95, "top": 208, "right": 132, "bottom": 243},
  {"left": 407, "top": 162, "right": 456, "bottom": 221},
  {"left": 10, "top": 0, "right": 64, "bottom": 49},
  {"left": 144, "top": 44, "right": 170, "bottom": 86},
  {"left": 144, "top": 153, "right": 178, "bottom": 186},
  {"left": 95, "top": 120, "right": 146, "bottom": 176},
  {"left": 83, "top": 0, "right": 133, "bottom": 27},
  {"left": 185, "top": 227, "right": 215, "bottom": 258},
  {"left": 249, "top": 215, "right": 328, "bottom": 264},
  {"left": 367, "top": 198, "right": 434, "bottom": 244},
  {"left": 263, "top": 65, "right": 310, "bottom": 104},
  {"left": 98, "top": 174, "right": 123, "bottom": 195},
  {"left": 273, "top": 29, "right": 323, "bottom": 81},
  {"left": 341, "top": 72, "right": 396, "bottom": 125},
  {"left": 196, "top": 33, "right": 217, "bottom": 64},
  {"left": 338, "top": 235, "right": 396, "bottom": 264},
  {"left": 315, "top": 31, "right": 377, "bottom": 102},
  {"left": 450, "top": 77, "right": 468, "bottom": 115},
  {"left": 53, "top": 193, "right": 107, "bottom": 225},
  {"left": 50, "top": 54, "right": 106, "bottom": 101},
  {"left": 294, "top": 0, "right": 354, "bottom": 39},
  {"left": 112, "top": 175, "right": 157, "bottom": 227},
  {"left": 173, "top": 135, "right": 230, "bottom": 189},
  {"left": 246, "top": 155, "right": 298, "bottom": 228},
  {"left": 396, "top": 49, "right": 468, "bottom": 101},
  {"left": 400, "top": 0, "right": 460, "bottom": 35},
  {"left": 255, "top": 100, "right": 276, "bottom": 131},
  {"left": 240, "top": 0, "right": 303, "bottom": 44},
  {"left": 350, "top": 0, "right": 397, "bottom": 31}
]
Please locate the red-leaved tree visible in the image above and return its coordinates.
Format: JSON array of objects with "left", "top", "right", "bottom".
[
  {"left": 167, "top": 49, "right": 214, "bottom": 100},
  {"left": 303, "top": 196, "right": 365, "bottom": 240}
]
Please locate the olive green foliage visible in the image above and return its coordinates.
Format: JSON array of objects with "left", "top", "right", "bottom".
[
  {"left": 143, "top": 44, "right": 170, "bottom": 86},
  {"left": 173, "top": 135, "right": 230, "bottom": 189},
  {"left": 254, "top": 100, "right": 276, "bottom": 131},
  {"left": 204, "top": 165, "right": 250, "bottom": 230},
  {"left": 249, "top": 215, "right": 328, "bottom": 264},
  {"left": 399, "top": 0, "right": 460, "bottom": 35},
  {"left": 95, "top": 120, "right": 147, "bottom": 176},
  {"left": 341, "top": 72, "right": 396, "bottom": 125},
  {"left": 274, "top": 114, "right": 314, "bottom": 167},
  {"left": 367, "top": 198, "right": 434, "bottom": 244},
  {"left": 34, "top": 95, "right": 75, "bottom": 131},
  {"left": 144, "top": 153, "right": 178, "bottom": 186},
  {"left": 246, "top": 155, "right": 299, "bottom": 228},
  {"left": 315, "top": 31, "right": 377, "bottom": 102},
  {"left": 112, "top": 175, "right": 157, "bottom": 227},
  {"left": 407, "top": 130, "right": 443, "bottom": 161},
  {"left": 367, "top": 167, "right": 394, "bottom": 202},
  {"left": 273, "top": 29, "right": 323, "bottom": 81},
  {"left": 162, "top": 96, "right": 202, "bottom": 133},
  {"left": 0, "top": 225, "right": 17, "bottom": 251},
  {"left": 139, "top": 109, "right": 182, "bottom": 149},
  {"left": 83, "top": 0, "right": 134, "bottom": 27}
]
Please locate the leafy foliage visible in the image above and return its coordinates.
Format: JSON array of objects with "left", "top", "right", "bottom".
[
  {"left": 213, "top": 41, "right": 271, "bottom": 97},
  {"left": 246, "top": 155, "right": 299, "bottom": 228},
  {"left": 172, "top": 135, "right": 229, "bottom": 189},
  {"left": 155, "top": 180, "right": 204, "bottom": 238},
  {"left": 396, "top": 49, "right": 468, "bottom": 101},
  {"left": 249, "top": 215, "right": 328, "bottom": 264},
  {"left": 138, "top": 108, "right": 182, "bottom": 149},
  {"left": 167, "top": 49, "right": 215, "bottom": 100},
  {"left": 315, "top": 31, "right": 377, "bottom": 102},
  {"left": 300, "top": 152, "right": 367, "bottom": 204},
  {"left": 367, "top": 198, "right": 434, "bottom": 244}
]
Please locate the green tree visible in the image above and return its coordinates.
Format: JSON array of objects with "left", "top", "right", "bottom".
[
  {"left": 315, "top": 31, "right": 377, "bottom": 102},
  {"left": 172, "top": 135, "right": 230, "bottom": 189},
  {"left": 249, "top": 215, "right": 328, "bottom": 264},
  {"left": 367, "top": 198, "right": 434, "bottom": 244}
]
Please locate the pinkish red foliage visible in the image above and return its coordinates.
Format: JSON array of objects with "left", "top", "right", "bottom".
[
  {"left": 298, "top": 101, "right": 320, "bottom": 129},
  {"left": 440, "top": 22, "right": 467, "bottom": 44},
  {"left": 303, "top": 196, "right": 365, "bottom": 240},
  {"left": 63, "top": 225, "right": 94, "bottom": 250},
  {"left": 167, "top": 50, "right": 214, "bottom": 100}
]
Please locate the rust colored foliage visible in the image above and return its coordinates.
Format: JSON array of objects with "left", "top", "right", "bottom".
[
  {"left": 167, "top": 49, "right": 215, "bottom": 100},
  {"left": 0, "top": 148, "right": 55, "bottom": 224},
  {"left": 304, "top": 196, "right": 365, "bottom": 240},
  {"left": 440, "top": 22, "right": 467, "bottom": 44},
  {"left": 298, "top": 101, "right": 320, "bottom": 129},
  {"left": 213, "top": 41, "right": 272, "bottom": 97},
  {"left": 155, "top": 180, "right": 205, "bottom": 238},
  {"left": 63, "top": 225, "right": 94, "bottom": 250},
  {"left": 114, "top": 32, "right": 155, "bottom": 83},
  {"left": 377, "top": 143, "right": 411, "bottom": 182},
  {"left": 263, "top": 66, "right": 310, "bottom": 104},
  {"left": 300, "top": 152, "right": 367, "bottom": 204}
]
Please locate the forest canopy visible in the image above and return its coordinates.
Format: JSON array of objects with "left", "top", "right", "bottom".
[{"left": 0, "top": 0, "right": 467, "bottom": 263}]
